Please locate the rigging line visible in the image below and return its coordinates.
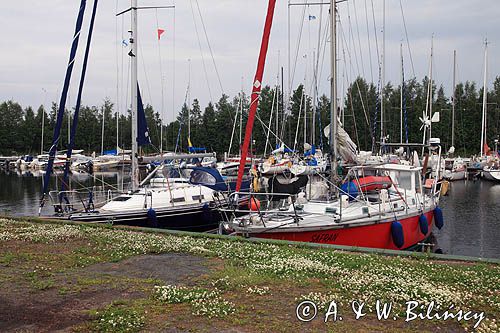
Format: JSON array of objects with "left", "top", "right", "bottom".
[
  {"left": 370, "top": 0, "right": 380, "bottom": 68},
  {"left": 342, "top": 45, "right": 364, "bottom": 147},
  {"left": 194, "top": 0, "right": 224, "bottom": 96},
  {"left": 364, "top": 0, "right": 374, "bottom": 83},
  {"left": 289, "top": 0, "right": 308, "bottom": 96},
  {"left": 339, "top": 17, "right": 370, "bottom": 128},
  {"left": 352, "top": 0, "right": 366, "bottom": 80},
  {"left": 155, "top": 8, "right": 166, "bottom": 153},
  {"left": 189, "top": 0, "right": 213, "bottom": 103},
  {"left": 228, "top": 92, "right": 242, "bottom": 155},
  {"left": 399, "top": 0, "right": 415, "bottom": 78},
  {"left": 343, "top": 5, "right": 362, "bottom": 84},
  {"left": 312, "top": 3, "right": 323, "bottom": 97},
  {"left": 264, "top": 87, "right": 278, "bottom": 156},
  {"left": 293, "top": 85, "right": 305, "bottom": 152},
  {"left": 348, "top": 85, "right": 361, "bottom": 154},
  {"left": 138, "top": 40, "right": 154, "bottom": 106},
  {"left": 316, "top": 13, "right": 330, "bottom": 94}
]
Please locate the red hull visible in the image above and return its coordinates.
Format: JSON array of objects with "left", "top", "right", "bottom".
[{"left": 252, "top": 211, "right": 434, "bottom": 250}]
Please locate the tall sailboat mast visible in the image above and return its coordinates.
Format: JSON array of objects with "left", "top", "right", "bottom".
[
  {"left": 188, "top": 58, "right": 191, "bottom": 141},
  {"left": 130, "top": 0, "right": 139, "bottom": 191},
  {"left": 380, "top": 0, "right": 385, "bottom": 150},
  {"left": 480, "top": 39, "right": 488, "bottom": 156},
  {"left": 330, "top": 0, "right": 338, "bottom": 179},
  {"left": 235, "top": 0, "right": 276, "bottom": 192},
  {"left": 400, "top": 42, "right": 403, "bottom": 144},
  {"left": 429, "top": 36, "right": 434, "bottom": 141},
  {"left": 451, "top": 50, "right": 456, "bottom": 150}
]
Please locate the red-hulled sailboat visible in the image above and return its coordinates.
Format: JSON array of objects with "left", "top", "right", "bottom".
[{"left": 219, "top": 0, "right": 444, "bottom": 250}]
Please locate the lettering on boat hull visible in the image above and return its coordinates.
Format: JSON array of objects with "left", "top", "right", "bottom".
[{"left": 311, "top": 232, "right": 339, "bottom": 243}]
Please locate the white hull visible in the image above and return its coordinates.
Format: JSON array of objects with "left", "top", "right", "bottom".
[
  {"left": 483, "top": 168, "right": 500, "bottom": 181},
  {"left": 289, "top": 163, "right": 326, "bottom": 176},
  {"left": 259, "top": 161, "right": 291, "bottom": 175},
  {"left": 93, "top": 160, "right": 120, "bottom": 171},
  {"left": 443, "top": 170, "right": 466, "bottom": 181}
]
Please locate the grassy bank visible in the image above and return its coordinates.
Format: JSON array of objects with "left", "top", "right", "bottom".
[{"left": 0, "top": 218, "right": 498, "bottom": 332}]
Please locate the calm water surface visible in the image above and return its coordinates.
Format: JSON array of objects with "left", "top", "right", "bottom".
[{"left": 0, "top": 169, "right": 499, "bottom": 259}]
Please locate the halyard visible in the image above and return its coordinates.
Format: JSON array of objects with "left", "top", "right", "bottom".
[{"left": 0, "top": 218, "right": 498, "bottom": 332}]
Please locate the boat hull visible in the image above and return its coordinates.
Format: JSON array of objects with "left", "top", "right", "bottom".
[
  {"left": 65, "top": 203, "right": 221, "bottom": 232},
  {"left": 443, "top": 170, "right": 466, "bottom": 181},
  {"left": 482, "top": 169, "right": 500, "bottom": 182},
  {"left": 259, "top": 161, "right": 291, "bottom": 175},
  {"left": 244, "top": 211, "right": 435, "bottom": 250}
]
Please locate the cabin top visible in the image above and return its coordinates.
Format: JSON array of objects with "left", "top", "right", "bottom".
[{"left": 373, "top": 164, "right": 422, "bottom": 173}]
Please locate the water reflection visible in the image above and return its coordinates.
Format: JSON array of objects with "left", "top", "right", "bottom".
[
  {"left": 0, "top": 169, "right": 130, "bottom": 216},
  {"left": 434, "top": 179, "right": 500, "bottom": 259}
]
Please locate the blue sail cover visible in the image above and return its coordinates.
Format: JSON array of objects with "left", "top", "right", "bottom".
[
  {"left": 137, "top": 84, "right": 151, "bottom": 146},
  {"left": 103, "top": 149, "right": 118, "bottom": 155},
  {"left": 188, "top": 146, "right": 207, "bottom": 153}
]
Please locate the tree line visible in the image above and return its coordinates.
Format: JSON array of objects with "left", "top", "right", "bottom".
[{"left": 1, "top": 75, "right": 499, "bottom": 157}]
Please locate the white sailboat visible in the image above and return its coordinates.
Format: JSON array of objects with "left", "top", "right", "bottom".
[
  {"left": 43, "top": 0, "right": 246, "bottom": 230},
  {"left": 478, "top": 40, "right": 500, "bottom": 182},
  {"left": 443, "top": 50, "right": 467, "bottom": 181}
]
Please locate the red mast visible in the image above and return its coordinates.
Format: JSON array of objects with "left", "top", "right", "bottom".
[{"left": 235, "top": 0, "right": 277, "bottom": 192}]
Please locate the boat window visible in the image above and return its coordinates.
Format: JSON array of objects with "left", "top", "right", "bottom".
[
  {"left": 113, "top": 196, "right": 131, "bottom": 202},
  {"left": 190, "top": 170, "right": 217, "bottom": 185},
  {"left": 162, "top": 167, "right": 181, "bottom": 179},
  {"left": 395, "top": 171, "right": 412, "bottom": 190},
  {"left": 171, "top": 197, "right": 186, "bottom": 203},
  {"left": 192, "top": 195, "right": 205, "bottom": 201}
]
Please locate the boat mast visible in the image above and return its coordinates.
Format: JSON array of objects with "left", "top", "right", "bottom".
[
  {"left": 304, "top": 64, "right": 307, "bottom": 150},
  {"left": 400, "top": 42, "right": 403, "bottom": 144},
  {"left": 480, "top": 39, "right": 488, "bottom": 157},
  {"left": 130, "top": 0, "right": 139, "bottom": 191},
  {"left": 429, "top": 36, "right": 434, "bottom": 141},
  {"left": 239, "top": 79, "right": 243, "bottom": 151},
  {"left": 451, "top": 50, "right": 456, "bottom": 150},
  {"left": 235, "top": 0, "right": 277, "bottom": 192},
  {"left": 41, "top": 88, "right": 46, "bottom": 155},
  {"left": 276, "top": 52, "right": 280, "bottom": 149},
  {"left": 101, "top": 106, "right": 105, "bottom": 155},
  {"left": 380, "top": 0, "right": 385, "bottom": 151},
  {"left": 188, "top": 58, "right": 191, "bottom": 142},
  {"left": 330, "top": 0, "right": 338, "bottom": 179}
]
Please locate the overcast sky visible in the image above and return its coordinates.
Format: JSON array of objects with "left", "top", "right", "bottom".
[{"left": 1, "top": 0, "right": 498, "bottom": 123}]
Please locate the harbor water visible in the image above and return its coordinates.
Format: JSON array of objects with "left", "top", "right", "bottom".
[{"left": 0, "top": 169, "right": 499, "bottom": 260}]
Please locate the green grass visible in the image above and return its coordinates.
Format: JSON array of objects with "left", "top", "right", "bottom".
[
  {"left": 0, "top": 218, "right": 498, "bottom": 332},
  {"left": 87, "top": 300, "right": 145, "bottom": 333}
]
